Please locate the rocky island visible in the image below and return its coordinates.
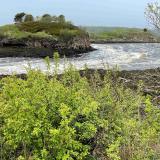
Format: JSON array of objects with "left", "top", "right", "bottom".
[{"left": 0, "top": 13, "right": 93, "bottom": 57}]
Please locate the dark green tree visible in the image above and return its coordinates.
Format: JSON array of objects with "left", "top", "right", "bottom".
[
  {"left": 58, "top": 14, "right": 65, "bottom": 23},
  {"left": 14, "top": 12, "right": 26, "bottom": 23},
  {"left": 24, "top": 14, "right": 34, "bottom": 22},
  {"left": 143, "top": 28, "right": 148, "bottom": 32},
  {"left": 41, "top": 14, "right": 53, "bottom": 22}
]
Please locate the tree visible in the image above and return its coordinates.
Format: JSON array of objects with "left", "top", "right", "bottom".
[
  {"left": 58, "top": 15, "right": 65, "bottom": 23},
  {"left": 24, "top": 14, "right": 34, "bottom": 22},
  {"left": 145, "top": 2, "right": 160, "bottom": 29},
  {"left": 14, "top": 12, "right": 26, "bottom": 23},
  {"left": 143, "top": 28, "right": 148, "bottom": 32},
  {"left": 41, "top": 14, "right": 53, "bottom": 22}
]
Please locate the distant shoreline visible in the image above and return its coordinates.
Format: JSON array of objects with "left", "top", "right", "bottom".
[
  {"left": 91, "top": 40, "right": 160, "bottom": 44},
  {"left": 85, "top": 26, "right": 160, "bottom": 44}
]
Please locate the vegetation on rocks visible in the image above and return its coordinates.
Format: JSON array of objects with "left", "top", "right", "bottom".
[
  {"left": 0, "top": 57, "right": 160, "bottom": 160},
  {"left": 0, "top": 13, "right": 91, "bottom": 56},
  {"left": 0, "top": 24, "right": 53, "bottom": 39},
  {"left": 0, "top": 13, "right": 85, "bottom": 40}
]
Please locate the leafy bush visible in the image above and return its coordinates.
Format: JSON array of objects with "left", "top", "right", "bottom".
[
  {"left": 24, "top": 14, "right": 34, "bottom": 22},
  {"left": 0, "top": 61, "right": 160, "bottom": 159},
  {"left": 58, "top": 29, "right": 88, "bottom": 44},
  {"left": 0, "top": 25, "right": 53, "bottom": 39},
  {"left": 17, "top": 21, "right": 78, "bottom": 36},
  {"left": 0, "top": 21, "right": 84, "bottom": 41},
  {"left": 59, "top": 29, "right": 81, "bottom": 42},
  {"left": 0, "top": 25, "right": 30, "bottom": 39}
]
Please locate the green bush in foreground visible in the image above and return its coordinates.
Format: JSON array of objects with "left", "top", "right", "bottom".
[{"left": 0, "top": 63, "right": 160, "bottom": 160}]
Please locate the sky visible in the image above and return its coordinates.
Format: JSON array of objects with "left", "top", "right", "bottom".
[{"left": 0, "top": 0, "right": 155, "bottom": 27}]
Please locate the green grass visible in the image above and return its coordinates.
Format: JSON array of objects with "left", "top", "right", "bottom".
[
  {"left": 84, "top": 26, "right": 142, "bottom": 33},
  {"left": 84, "top": 26, "right": 159, "bottom": 41},
  {"left": 0, "top": 24, "right": 30, "bottom": 39},
  {"left": 0, "top": 22, "right": 86, "bottom": 40},
  {"left": 17, "top": 21, "right": 76, "bottom": 35},
  {"left": 0, "top": 24, "right": 53, "bottom": 39}
]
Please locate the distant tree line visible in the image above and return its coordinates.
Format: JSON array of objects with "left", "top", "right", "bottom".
[{"left": 14, "top": 12, "right": 67, "bottom": 24}]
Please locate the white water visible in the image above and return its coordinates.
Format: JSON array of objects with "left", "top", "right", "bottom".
[{"left": 0, "top": 43, "right": 160, "bottom": 74}]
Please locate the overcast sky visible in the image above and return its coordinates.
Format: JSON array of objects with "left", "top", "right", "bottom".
[{"left": 0, "top": 0, "right": 154, "bottom": 27}]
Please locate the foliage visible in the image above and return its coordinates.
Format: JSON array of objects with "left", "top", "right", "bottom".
[
  {"left": 0, "top": 21, "right": 83, "bottom": 41},
  {"left": 0, "top": 24, "right": 30, "bottom": 39},
  {"left": 24, "top": 14, "right": 34, "bottom": 22},
  {"left": 0, "top": 25, "right": 53, "bottom": 39},
  {"left": 40, "top": 14, "right": 53, "bottom": 23},
  {"left": 85, "top": 27, "right": 159, "bottom": 42},
  {"left": 0, "top": 61, "right": 160, "bottom": 160},
  {"left": 39, "top": 14, "right": 66, "bottom": 24},
  {"left": 14, "top": 12, "right": 26, "bottom": 23},
  {"left": 14, "top": 12, "right": 67, "bottom": 25},
  {"left": 58, "top": 15, "right": 66, "bottom": 24},
  {"left": 143, "top": 28, "right": 148, "bottom": 32},
  {"left": 17, "top": 21, "right": 77, "bottom": 36},
  {"left": 0, "top": 13, "right": 87, "bottom": 43},
  {"left": 59, "top": 29, "right": 86, "bottom": 42},
  {"left": 145, "top": 1, "right": 160, "bottom": 29}
]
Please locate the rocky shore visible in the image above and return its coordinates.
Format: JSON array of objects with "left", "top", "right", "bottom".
[
  {"left": 0, "top": 35, "right": 94, "bottom": 57},
  {"left": 80, "top": 68, "right": 160, "bottom": 106},
  {"left": 0, "top": 68, "right": 159, "bottom": 105}
]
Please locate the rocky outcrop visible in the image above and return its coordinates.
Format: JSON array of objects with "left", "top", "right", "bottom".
[
  {"left": 56, "top": 35, "right": 95, "bottom": 56},
  {"left": 0, "top": 35, "right": 94, "bottom": 57}
]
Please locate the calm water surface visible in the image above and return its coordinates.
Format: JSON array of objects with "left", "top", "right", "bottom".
[{"left": 0, "top": 43, "right": 160, "bottom": 74}]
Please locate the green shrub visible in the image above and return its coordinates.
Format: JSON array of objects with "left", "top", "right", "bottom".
[
  {"left": 0, "top": 21, "right": 84, "bottom": 40},
  {"left": 0, "top": 24, "right": 58, "bottom": 40},
  {"left": 0, "top": 24, "right": 30, "bottom": 39},
  {"left": 0, "top": 62, "right": 160, "bottom": 160},
  {"left": 24, "top": 14, "right": 34, "bottom": 22},
  {"left": 59, "top": 29, "right": 88, "bottom": 43},
  {"left": 59, "top": 29, "right": 79, "bottom": 42},
  {"left": 17, "top": 21, "right": 78, "bottom": 36}
]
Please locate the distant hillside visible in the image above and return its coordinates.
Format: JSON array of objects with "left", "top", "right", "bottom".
[
  {"left": 83, "top": 26, "right": 160, "bottom": 43},
  {"left": 83, "top": 26, "right": 142, "bottom": 33}
]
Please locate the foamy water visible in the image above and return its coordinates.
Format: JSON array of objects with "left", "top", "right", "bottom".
[{"left": 0, "top": 43, "right": 160, "bottom": 74}]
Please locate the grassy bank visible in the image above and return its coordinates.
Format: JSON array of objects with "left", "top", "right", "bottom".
[
  {"left": 0, "top": 21, "right": 85, "bottom": 40},
  {"left": 0, "top": 21, "right": 91, "bottom": 57},
  {"left": 84, "top": 26, "right": 160, "bottom": 42},
  {"left": 0, "top": 59, "right": 160, "bottom": 159}
]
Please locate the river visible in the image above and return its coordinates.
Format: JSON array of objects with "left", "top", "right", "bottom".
[{"left": 0, "top": 43, "right": 160, "bottom": 75}]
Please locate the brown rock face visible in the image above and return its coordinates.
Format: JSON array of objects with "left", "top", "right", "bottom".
[{"left": 0, "top": 34, "right": 93, "bottom": 57}]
